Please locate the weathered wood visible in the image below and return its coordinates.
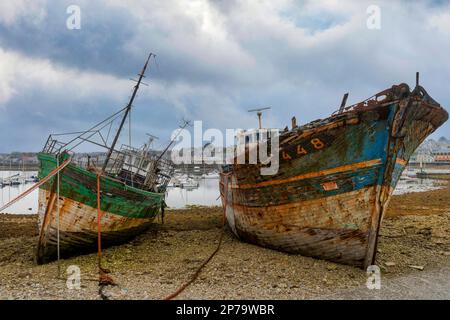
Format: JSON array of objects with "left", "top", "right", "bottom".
[
  {"left": 36, "top": 154, "right": 164, "bottom": 264},
  {"left": 221, "top": 83, "right": 448, "bottom": 268}
]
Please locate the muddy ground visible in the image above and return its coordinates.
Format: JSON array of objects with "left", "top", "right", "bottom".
[{"left": 0, "top": 183, "right": 449, "bottom": 300}]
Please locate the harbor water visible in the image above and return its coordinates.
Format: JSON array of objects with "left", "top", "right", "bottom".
[
  {"left": 0, "top": 171, "right": 221, "bottom": 214},
  {"left": 1, "top": 170, "right": 448, "bottom": 214}
]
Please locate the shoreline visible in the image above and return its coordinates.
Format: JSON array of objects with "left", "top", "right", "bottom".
[{"left": 0, "top": 183, "right": 449, "bottom": 300}]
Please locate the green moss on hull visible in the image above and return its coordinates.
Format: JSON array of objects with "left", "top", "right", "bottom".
[{"left": 38, "top": 153, "right": 164, "bottom": 219}]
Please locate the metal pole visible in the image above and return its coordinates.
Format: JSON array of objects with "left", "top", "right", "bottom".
[
  {"left": 129, "top": 107, "right": 132, "bottom": 148},
  {"left": 257, "top": 112, "right": 262, "bottom": 129},
  {"left": 56, "top": 156, "right": 61, "bottom": 277}
]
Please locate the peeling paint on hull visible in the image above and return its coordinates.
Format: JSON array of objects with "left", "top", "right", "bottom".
[
  {"left": 221, "top": 83, "right": 448, "bottom": 268},
  {"left": 36, "top": 154, "right": 164, "bottom": 264}
]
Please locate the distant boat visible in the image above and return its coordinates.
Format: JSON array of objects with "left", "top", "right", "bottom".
[
  {"left": 202, "top": 172, "right": 220, "bottom": 179},
  {"left": 220, "top": 78, "right": 448, "bottom": 268},
  {"left": 171, "top": 178, "right": 182, "bottom": 188},
  {"left": 181, "top": 179, "right": 200, "bottom": 189},
  {"left": 416, "top": 171, "right": 450, "bottom": 180},
  {"left": 36, "top": 54, "right": 175, "bottom": 264},
  {"left": 25, "top": 176, "right": 39, "bottom": 183},
  {"left": 1, "top": 173, "right": 21, "bottom": 186}
]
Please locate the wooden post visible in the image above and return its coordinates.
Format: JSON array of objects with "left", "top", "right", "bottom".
[
  {"left": 339, "top": 93, "right": 349, "bottom": 113},
  {"left": 291, "top": 116, "right": 297, "bottom": 129},
  {"left": 257, "top": 112, "right": 262, "bottom": 129}
]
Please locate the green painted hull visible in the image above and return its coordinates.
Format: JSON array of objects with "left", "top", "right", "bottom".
[
  {"left": 36, "top": 153, "right": 165, "bottom": 264},
  {"left": 38, "top": 153, "right": 164, "bottom": 218}
]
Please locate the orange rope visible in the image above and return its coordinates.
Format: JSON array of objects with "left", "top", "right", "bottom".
[{"left": 0, "top": 157, "right": 72, "bottom": 212}]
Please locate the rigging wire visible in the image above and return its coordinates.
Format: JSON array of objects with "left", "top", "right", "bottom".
[
  {"left": 106, "top": 121, "right": 113, "bottom": 145},
  {"left": 129, "top": 106, "right": 133, "bottom": 186},
  {"left": 58, "top": 106, "right": 128, "bottom": 152},
  {"left": 67, "top": 112, "right": 125, "bottom": 152},
  {"left": 129, "top": 105, "right": 132, "bottom": 148}
]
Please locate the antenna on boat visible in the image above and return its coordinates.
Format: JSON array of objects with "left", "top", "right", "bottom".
[
  {"left": 146, "top": 133, "right": 159, "bottom": 148},
  {"left": 248, "top": 107, "right": 271, "bottom": 129},
  {"left": 102, "top": 53, "right": 155, "bottom": 172}
]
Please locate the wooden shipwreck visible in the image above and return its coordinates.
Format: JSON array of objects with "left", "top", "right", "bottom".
[
  {"left": 220, "top": 77, "right": 448, "bottom": 268},
  {"left": 36, "top": 54, "right": 174, "bottom": 264}
]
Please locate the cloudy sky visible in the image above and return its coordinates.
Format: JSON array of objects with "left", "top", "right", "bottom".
[{"left": 0, "top": 0, "right": 449, "bottom": 152}]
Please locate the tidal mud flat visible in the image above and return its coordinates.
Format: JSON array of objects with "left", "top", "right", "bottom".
[{"left": 0, "top": 183, "right": 449, "bottom": 300}]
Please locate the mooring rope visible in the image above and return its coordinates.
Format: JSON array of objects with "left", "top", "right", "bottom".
[
  {"left": 0, "top": 158, "right": 72, "bottom": 212},
  {"left": 163, "top": 172, "right": 231, "bottom": 300}
]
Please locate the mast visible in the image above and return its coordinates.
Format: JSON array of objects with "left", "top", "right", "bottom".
[{"left": 102, "top": 53, "right": 154, "bottom": 172}]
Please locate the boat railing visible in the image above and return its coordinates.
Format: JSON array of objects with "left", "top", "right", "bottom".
[
  {"left": 42, "top": 136, "right": 67, "bottom": 154},
  {"left": 331, "top": 83, "right": 419, "bottom": 116},
  {"left": 108, "top": 145, "right": 174, "bottom": 192},
  {"left": 42, "top": 135, "right": 174, "bottom": 192}
]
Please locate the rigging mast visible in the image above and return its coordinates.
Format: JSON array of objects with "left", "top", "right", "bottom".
[{"left": 102, "top": 53, "right": 154, "bottom": 172}]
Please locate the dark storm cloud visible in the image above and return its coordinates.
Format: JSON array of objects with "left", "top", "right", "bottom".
[
  {"left": 0, "top": 0, "right": 449, "bottom": 152},
  {"left": 0, "top": 1, "right": 138, "bottom": 77}
]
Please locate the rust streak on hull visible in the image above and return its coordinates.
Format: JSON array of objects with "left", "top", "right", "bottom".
[
  {"left": 36, "top": 189, "right": 154, "bottom": 264},
  {"left": 233, "top": 159, "right": 382, "bottom": 189},
  {"left": 220, "top": 82, "right": 448, "bottom": 268}
]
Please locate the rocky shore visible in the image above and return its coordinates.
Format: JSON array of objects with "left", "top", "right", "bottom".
[{"left": 0, "top": 183, "right": 449, "bottom": 300}]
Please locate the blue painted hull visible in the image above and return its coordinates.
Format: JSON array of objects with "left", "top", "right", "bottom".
[{"left": 221, "top": 83, "right": 448, "bottom": 267}]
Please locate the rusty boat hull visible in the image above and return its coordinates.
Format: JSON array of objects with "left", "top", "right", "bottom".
[
  {"left": 220, "top": 83, "right": 448, "bottom": 268},
  {"left": 36, "top": 153, "right": 164, "bottom": 264}
]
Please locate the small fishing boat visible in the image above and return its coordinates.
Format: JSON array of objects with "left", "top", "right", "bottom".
[
  {"left": 202, "top": 172, "right": 220, "bottom": 179},
  {"left": 1, "top": 174, "right": 21, "bottom": 186},
  {"left": 25, "top": 176, "right": 39, "bottom": 184},
  {"left": 10, "top": 178, "right": 22, "bottom": 186},
  {"left": 220, "top": 76, "right": 448, "bottom": 268},
  {"left": 171, "top": 177, "right": 182, "bottom": 188},
  {"left": 36, "top": 54, "right": 175, "bottom": 264},
  {"left": 181, "top": 180, "right": 200, "bottom": 189}
]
